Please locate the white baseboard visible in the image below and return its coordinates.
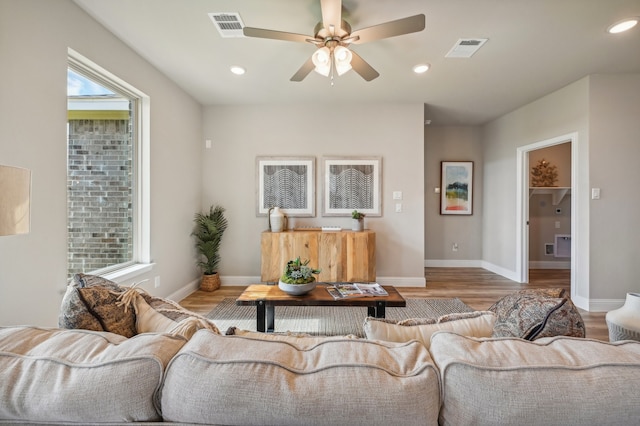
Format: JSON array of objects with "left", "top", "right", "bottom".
[
  {"left": 588, "top": 298, "right": 624, "bottom": 313},
  {"left": 424, "top": 259, "right": 483, "bottom": 268},
  {"left": 529, "top": 261, "right": 571, "bottom": 269},
  {"left": 424, "top": 259, "right": 519, "bottom": 282},
  {"left": 376, "top": 276, "right": 426, "bottom": 287},
  {"left": 167, "top": 278, "right": 199, "bottom": 302}
]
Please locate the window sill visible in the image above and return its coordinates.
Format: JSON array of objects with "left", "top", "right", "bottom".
[{"left": 102, "top": 263, "right": 155, "bottom": 284}]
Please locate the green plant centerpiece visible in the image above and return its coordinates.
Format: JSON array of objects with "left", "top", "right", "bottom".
[
  {"left": 278, "top": 257, "right": 321, "bottom": 295},
  {"left": 192, "top": 205, "right": 228, "bottom": 291},
  {"left": 351, "top": 210, "right": 365, "bottom": 231},
  {"left": 351, "top": 210, "right": 366, "bottom": 220}
]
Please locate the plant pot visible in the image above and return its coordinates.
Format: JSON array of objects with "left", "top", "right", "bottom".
[
  {"left": 200, "top": 273, "right": 220, "bottom": 292},
  {"left": 278, "top": 279, "right": 317, "bottom": 296},
  {"left": 351, "top": 218, "right": 364, "bottom": 231}
]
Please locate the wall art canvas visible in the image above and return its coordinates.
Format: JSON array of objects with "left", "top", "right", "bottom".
[
  {"left": 440, "top": 161, "right": 473, "bottom": 215},
  {"left": 256, "top": 157, "right": 315, "bottom": 217},
  {"left": 322, "top": 157, "right": 381, "bottom": 216}
]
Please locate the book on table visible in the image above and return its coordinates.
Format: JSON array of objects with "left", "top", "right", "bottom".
[{"left": 326, "top": 283, "right": 389, "bottom": 299}]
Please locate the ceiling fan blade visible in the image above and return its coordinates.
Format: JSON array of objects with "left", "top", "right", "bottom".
[
  {"left": 320, "top": 0, "right": 342, "bottom": 31},
  {"left": 350, "top": 51, "right": 379, "bottom": 81},
  {"left": 351, "top": 14, "right": 425, "bottom": 44},
  {"left": 290, "top": 57, "right": 315, "bottom": 82},
  {"left": 243, "top": 27, "right": 311, "bottom": 43}
]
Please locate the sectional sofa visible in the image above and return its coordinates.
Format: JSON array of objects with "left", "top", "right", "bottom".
[
  {"left": 1, "top": 325, "right": 640, "bottom": 425},
  {"left": 2, "top": 275, "right": 639, "bottom": 425}
]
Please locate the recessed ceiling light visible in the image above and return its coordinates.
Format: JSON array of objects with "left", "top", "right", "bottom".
[
  {"left": 413, "top": 64, "right": 430, "bottom": 74},
  {"left": 607, "top": 17, "right": 639, "bottom": 34},
  {"left": 230, "top": 66, "right": 246, "bottom": 75}
]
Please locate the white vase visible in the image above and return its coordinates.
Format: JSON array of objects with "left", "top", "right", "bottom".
[
  {"left": 269, "top": 207, "right": 286, "bottom": 232},
  {"left": 606, "top": 293, "right": 640, "bottom": 342},
  {"left": 351, "top": 218, "right": 364, "bottom": 231}
]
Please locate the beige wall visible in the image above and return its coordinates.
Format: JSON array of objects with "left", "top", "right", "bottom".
[
  {"left": 0, "top": 0, "right": 204, "bottom": 326},
  {"left": 202, "top": 103, "right": 426, "bottom": 285},
  {"left": 588, "top": 74, "right": 640, "bottom": 301},
  {"left": 482, "top": 78, "right": 590, "bottom": 303},
  {"left": 482, "top": 74, "right": 640, "bottom": 309},
  {"left": 424, "top": 126, "right": 483, "bottom": 263}
]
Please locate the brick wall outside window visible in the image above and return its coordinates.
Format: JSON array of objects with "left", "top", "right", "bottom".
[{"left": 67, "top": 119, "right": 133, "bottom": 277}]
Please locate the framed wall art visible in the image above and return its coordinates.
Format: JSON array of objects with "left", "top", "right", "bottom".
[
  {"left": 322, "top": 156, "right": 381, "bottom": 217},
  {"left": 256, "top": 157, "right": 315, "bottom": 217},
  {"left": 440, "top": 161, "right": 473, "bottom": 215}
]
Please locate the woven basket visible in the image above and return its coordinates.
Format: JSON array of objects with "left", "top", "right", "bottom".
[{"left": 200, "top": 273, "right": 220, "bottom": 292}]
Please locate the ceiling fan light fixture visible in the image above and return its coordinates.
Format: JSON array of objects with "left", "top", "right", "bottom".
[
  {"left": 312, "top": 47, "right": 332, "bottom": 76},
  {"left": 607, "top": 17, "right": 639, "bottom": 34},
  {"left": 334, "top": 45, "right": 353, "bottom": 76}
]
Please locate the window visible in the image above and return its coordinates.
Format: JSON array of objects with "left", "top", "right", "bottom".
[{"left": 67, "top": 49, "right": 151, "bottom": 280}]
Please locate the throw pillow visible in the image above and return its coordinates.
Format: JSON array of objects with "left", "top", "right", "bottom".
[
  {"left": 58, "top": 274, "right": 136, "bottom": 337},
  {"left": 120, "top": 288, "right": 220, "bottom": 339},
  {"left": 489, "top": 289, "right": 585, "bottom": 340},
  {"left": 363, "top": 311, "right": 496, "bottom": 349}
]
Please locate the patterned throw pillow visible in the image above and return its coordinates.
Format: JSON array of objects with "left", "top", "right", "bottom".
[
  {"left": 58, "top": 274, "right": 136, "bottom": 337},
  {"left": 489, "top": 289, "right": 585, "bottom": 340}
]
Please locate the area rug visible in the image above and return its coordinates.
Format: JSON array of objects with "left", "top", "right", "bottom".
[{"left": 206, "top": 298, "right": 473, "bottom": 337}]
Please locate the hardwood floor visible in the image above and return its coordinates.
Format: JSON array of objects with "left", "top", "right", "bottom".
[{"left": 179, "top": 267, "right": 609, "bottom": 341}]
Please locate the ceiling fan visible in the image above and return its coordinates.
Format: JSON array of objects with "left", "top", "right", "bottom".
[{"left": 242, "top": 0, "right": 425, "bottom": 82}]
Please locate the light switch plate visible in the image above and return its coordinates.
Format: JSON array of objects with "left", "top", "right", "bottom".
[{"left": 393, "top": 191, "right": 402, "bottom": 200}]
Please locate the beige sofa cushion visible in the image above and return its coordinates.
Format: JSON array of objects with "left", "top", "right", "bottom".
[
  {"left": 363, "top": 311, "right": 496, "bottom": 348},
  {"left": 429, "top": 331, "right": 640, "bottom": 426},
  {"left": 0, "top": 326, "right": 186, "bottom": 423},
  {"left": 160, "top": 329, "right": 440, "bottom": 426}
]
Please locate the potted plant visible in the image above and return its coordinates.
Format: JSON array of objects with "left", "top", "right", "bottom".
[
  {"left": 278, "top": 257, "right": 321, "bottom": 295},
  {"left": 351, "top": 210, "right": 365, "bottom": 231},
  {"left": 192, "top": 205, "right": 228, "bottom": 291}
]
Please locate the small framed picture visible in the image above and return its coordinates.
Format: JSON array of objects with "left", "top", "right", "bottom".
[
  {"left": 440, "top": 161, "right": 473, "bottom": 215},
  {"left": 256, "top": 157, "right": 315, "bottom": 217}
]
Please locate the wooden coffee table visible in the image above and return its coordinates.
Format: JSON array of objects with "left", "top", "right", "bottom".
[{"left": 236, "top": 284, "right": 406, "bottom": 333}]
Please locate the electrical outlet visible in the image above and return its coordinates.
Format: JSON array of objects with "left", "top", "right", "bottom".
[
  {"left": 452, "top": 243, "right": 458, "bottom": 252},
  {"left": 395, "top": 203, "right": 402, "bottom": 213},
  {"left": 154, "top": 276, "right": 161, "bottom": 288}
]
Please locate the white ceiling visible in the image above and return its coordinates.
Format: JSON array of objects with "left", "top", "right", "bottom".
[{"left": 73, "top": 0, "right": 640, "bottom": 126}]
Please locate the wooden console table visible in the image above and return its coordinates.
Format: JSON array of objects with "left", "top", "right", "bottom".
[{"left": 260, "top": 230, "right": 376, "bottom": 283}]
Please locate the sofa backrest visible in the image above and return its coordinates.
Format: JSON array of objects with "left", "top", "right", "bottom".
[
  {"left": 429, "top": 331, "right": 640, "bottom": 426},
  {"left": 0, "top": 326, "right": 186, "bottom": 423},
  {"left": 160, "top": 329, "right": 441, "bottom": 426}
]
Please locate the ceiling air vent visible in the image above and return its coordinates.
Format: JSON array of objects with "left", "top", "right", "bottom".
[
  {"left": 209, "top": 13, "right": 245, "bottom": 38},
  {"left": 445, "top": 38, "right": 488, "bottom": 58}
]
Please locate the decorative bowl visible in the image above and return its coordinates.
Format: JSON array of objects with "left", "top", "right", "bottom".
[{"left": 278, "top": 279, "right": 317, "bottom": 296}]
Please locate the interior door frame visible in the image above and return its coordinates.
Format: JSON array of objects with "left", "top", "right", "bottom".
[{"left": 516, "top": 132, "right": 578, "bottom": 299}]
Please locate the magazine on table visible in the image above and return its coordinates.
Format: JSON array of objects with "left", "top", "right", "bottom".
[{"left": 326, "top": 283, "right": 388, "bottom": 299}]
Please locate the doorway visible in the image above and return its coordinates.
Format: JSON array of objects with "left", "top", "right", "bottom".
[{"left": 516, "top": 133, "right": 578, "bottom": 300}]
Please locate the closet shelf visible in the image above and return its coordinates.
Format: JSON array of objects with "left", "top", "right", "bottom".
[{"left": 529, "top": 187, "right": 571, "bottom": 205}]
